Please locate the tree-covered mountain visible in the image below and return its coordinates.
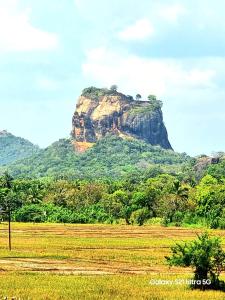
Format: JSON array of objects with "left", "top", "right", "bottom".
[
  {"left": 2, "top": 135, "right": 191, "bottom": 179},
  {"left": 0, "top": 130, "right": 40, "bottom": 166},
  {"left": 0, "top": 88, "right": 194, "bottom": 179}
]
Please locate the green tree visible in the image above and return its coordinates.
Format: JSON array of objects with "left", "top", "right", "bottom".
[
  {"left": 13, "top": 179, "right": 47, "bottom": 205},
  {"left": 112, "top": 190, "right": 131, "bottom": 224},
  {"left": 147, "top": 94, "right": 163, "bottom": 109},
  {"left": 147, "top": 95, "right": 157, "bottom": 101},
  {"left": 44, "top": 180, "right": 77, "bottom": 207},
  {"left": 110, "top": 85, "right": 118, "bottom": 92},
  {"left": 207, "top": 159, "right": 225, "bottom": 180},
  {"left": 135, "top": 94, "right": 142, "bottom": 100},
  {"left": 131, "top": 191, "right": 147, "bottom": 210},
  {"left": 0, "top": 172, "right": 19, "bottom": 212},
  {"left": 130, "top": 208, "right": 150, "bottom": 225},
  {"left": 166, "top": 232, "right": 225, "bottom": 290},
  {"left": 195, "top": 175, "right": 225, "bottom": 228},
  {"left": 159, "top": 181, "right": 190, "bottom": 225},
  {"left": 143, "top": 174, "right": 177, "bottom": 216},
  {"left": 0, "top": 172, "right": 18, "bottom": 250},
  {"left": 100, "top": 193, "right": 122, "bottom": 222}
]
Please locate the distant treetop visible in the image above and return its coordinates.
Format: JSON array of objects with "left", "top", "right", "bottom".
[
  {"left": 147, "top": 94, "right": 163, "bottom": 109},
  {"left": 81, "top": 86, "right": 134, "bottom": 101},
  {"left": 81, "top": 86, "right": 120, "bottom": 100},
  {"left": 81, "top": 87, "right": 163, "bottom": 107},
  {"left": 109, "top": 84, "right": 118, "bottom": 92},
  {"left": 148, "top": 95, "right": 157, "bottom": 101},
  {"left": 136, "top": 94, "right": 142, "bottom": 100}
]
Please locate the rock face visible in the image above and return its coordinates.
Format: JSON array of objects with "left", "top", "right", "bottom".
[{"left": 71, "top": 87, "right": 172, "bottom": 151}]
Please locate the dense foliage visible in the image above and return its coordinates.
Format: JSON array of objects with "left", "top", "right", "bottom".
[
  {"left": 1, "top": 132, "right": 225, "bottom": 229},
  {"left": 81, "top": 86, "right": 128, "bottom": 100},
  {"left": 0, "top": 155, "right": 224, "bottom": 228},
  {"left": 0, "top": 131, "right": 39, "bottom": 166},
  {"left": 2, "top": 135, "right": 191, "bottom": 179},
  {"left": 166, "top": 232, "right": 225, "bottom": 290}
]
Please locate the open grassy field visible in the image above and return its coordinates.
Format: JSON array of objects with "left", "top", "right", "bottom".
[{"left": 0, "top": 223, "right": 225, "bottom": 299}]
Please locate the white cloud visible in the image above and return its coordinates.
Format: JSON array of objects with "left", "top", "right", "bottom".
[
  {"left": 118, "top": 18, "right": 154, "bottom": 41},
  {"left": 186, "top": 69, "right": 216, "bottom": 89},
  {"left": 159, "top": 4, "right": 187, "bottom": 23},
  {"left": 0, "top": 0, "right": 58, "bottom": 52},
  {"left": 82, "top": 47, "right": 216, "bottom": 98},
  {"left": 36, "top": 76, "right": 59, "bottom": 91}
]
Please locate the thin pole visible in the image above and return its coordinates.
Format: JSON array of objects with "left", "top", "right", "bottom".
[{"left": 8, "top": 209, "right": 11, "bottom": 251}]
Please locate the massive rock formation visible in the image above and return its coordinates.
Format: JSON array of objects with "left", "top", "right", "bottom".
[{"left": 71, "top": 87, "right": 172, "bottom": 151}]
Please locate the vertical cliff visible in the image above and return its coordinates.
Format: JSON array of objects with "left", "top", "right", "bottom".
[{"left": 71, "top": 87, "right": 172, "bottom": 151}]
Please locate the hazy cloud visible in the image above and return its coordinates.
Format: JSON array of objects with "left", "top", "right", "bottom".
[
  {"left": 159, "top": 3, "right": 187, "bottom": 23},
  {"left": 118, "top": 18, "right": 154, "bottom": 41},
  {"left": 82, "top": 47, "right": 216, "bottom": 97},
  {"left": 0, "top": 0, "right": 58, "bottom": 52}
]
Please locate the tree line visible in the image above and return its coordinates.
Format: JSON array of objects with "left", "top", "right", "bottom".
[{"left": 0, "top": 161, "right": 225, "bottom": 228}]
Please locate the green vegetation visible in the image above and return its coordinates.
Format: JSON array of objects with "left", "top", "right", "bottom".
[
  {"left": 0, "top": 131, "right": 39, "bottom": 165},
  {"left": 2, "top": 135, "right": 190, "bottom": 179},
  {"left": 1, "top": 128, "right": 225, "bottom": 297},
  {"left": 1, "top": 131, "right": 225, "bottom": 230},
  {"left": 167, "top": 232, "right": 225, "bottom": 290},
  {"left": 81, "top": 86, "right": 122, "bottom": 100},
  {"left": 1, "top": 138, "right": 76, "bottom": 178},
  {"left": 1, "top": 130, "right": 225, "bottom": 230},
  {"left": 129, "top": 95, "right": 163, "bottom": 115},
  {"left": 147, "top": 94, "right": 163, "bottom": 109},
  {"left": 110, "top": 84, "right": 118, "bottom": 91},
  {"left": 135, "top": 93, "right": 142, "bottom": 100},
  {"left": 129, "top": 105, "right": 159, "bottom": 116},
  {"left": 81, "top": 86, "right": 137, "bottom": 101},
  {"left": 0, "top": 160, "right": 224, "bottom": 228},
  {"left": 148, "top": 95, "right": 157, "bottom": 101}
]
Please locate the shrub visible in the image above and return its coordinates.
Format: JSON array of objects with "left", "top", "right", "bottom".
[
  {"left": 14, "top": 204, "right": 46, "bottom": 222},
  {"left": 166, "top": 232, "right": 225, "bottom": 290},
  {"left": 173, "top": 211, "right": 183, "bottom": 227},
  {"left": 130, "top": 208, "right": 150, "bottom": 226}
]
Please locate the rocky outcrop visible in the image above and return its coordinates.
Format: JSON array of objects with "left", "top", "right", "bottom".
[{"left": 71, "top": 87, "right": 172, "bottom": 151}]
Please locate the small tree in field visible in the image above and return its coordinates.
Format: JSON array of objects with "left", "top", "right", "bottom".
[
  {"left": 0, "top": 172, "right": 19, "bottom": 250},
  {"left": 166, "top": 232, "right": 225, "bottom": 290}
]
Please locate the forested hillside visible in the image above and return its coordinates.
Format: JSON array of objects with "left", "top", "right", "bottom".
[
  {"left": 2, "top": 135, "right": 191, "bottom": 179},
  {"left": 0, "top": 130, "right": 40, "bottom": 165},
  {"left": 1, "top": 131, "right": 225, "bottom": 229}
]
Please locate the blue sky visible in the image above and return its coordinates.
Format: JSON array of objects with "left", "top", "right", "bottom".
[{"left": 1, "top": 0, "right": 225, "bottom": 155}]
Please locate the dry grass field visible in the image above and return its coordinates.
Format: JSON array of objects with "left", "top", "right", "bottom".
[{"left": 0, "top": 223, "right": 225, "bottom": 299}]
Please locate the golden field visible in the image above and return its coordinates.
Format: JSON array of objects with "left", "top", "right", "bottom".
[{"left": 0, "top": 223, "right": 225, "bottom": 299}]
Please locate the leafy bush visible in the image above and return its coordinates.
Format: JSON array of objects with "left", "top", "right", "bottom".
[
  {"left": 81, "top": 87, "right": 116, "bottom": 100},
  {"left": 166, "top": 232, "right": 225, "bottom": 290},
  {"left": 173, "top": 211, "right": 183, "bottom": 226},
  {"left": 130, "top": 208, "right": 150, "bottom": 226},
  {"left": 14, "top": 204, "right": 46, "bottom": 222}
]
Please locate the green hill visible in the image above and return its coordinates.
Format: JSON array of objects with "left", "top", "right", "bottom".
[
  {"left": 0, "top": 130, "right": 40, "bottom": 166},
  {"left": 3, "top": 135, "right": 191, "bottom": 179}
]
